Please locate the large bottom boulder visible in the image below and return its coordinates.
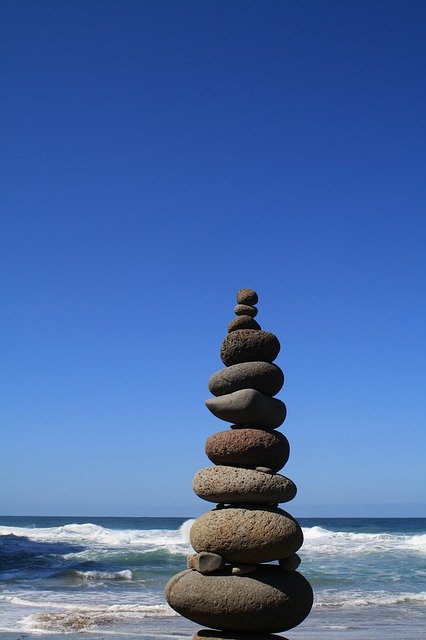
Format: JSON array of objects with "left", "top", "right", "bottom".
[{"left": 165, "top": 565, "right": 313, "bottom": 633}]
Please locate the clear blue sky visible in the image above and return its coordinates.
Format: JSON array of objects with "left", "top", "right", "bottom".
[{"left": 1, "top": 0, "right": 425, "bottom": 517}]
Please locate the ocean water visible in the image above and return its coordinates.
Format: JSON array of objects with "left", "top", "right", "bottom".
[{"left": 0, "top": 516, "right": 425, "bottom": 639}]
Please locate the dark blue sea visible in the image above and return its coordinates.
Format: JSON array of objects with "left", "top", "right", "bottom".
[{"left": 0, "top": 516, "right": 425, "bottom": 639}]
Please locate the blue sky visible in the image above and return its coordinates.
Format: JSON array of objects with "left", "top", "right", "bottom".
[{"left": 1, "top": 0, "right": 425, "bottom": 517}]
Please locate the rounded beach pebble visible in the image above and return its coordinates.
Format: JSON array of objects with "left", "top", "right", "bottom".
[
  {"left": 205, "top": 428, "right": 290, "bottom": 471},
  {"left": 208, "top": 361, "right": 284, "bottom": 397},
  {"left": 190, "top": 506, "right": 303, "bottom": 564},
  {"left": 228, "top": 316, "right": 261, "bottom": 332},
  {"left": 236, "top": 288, "right": 258, "bottom": 305},
  {"left": 205, "top": 388, "right": 286, "bottom": 428},
  {"left": 221, "top": 330, "right": 280, "bottom": 366},
  {"left": 234, "top": 304, "right": 258, "bottom": 317},
  {"left": 165, "top": 565, "right": 313, "bottom": 633},
  {"left": 192, "top": 466, "right": 297, "bottom": 504}
]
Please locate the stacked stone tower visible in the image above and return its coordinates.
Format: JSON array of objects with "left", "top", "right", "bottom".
[{"left": 165, "top": 289, "right": 313, "bottom": 639}]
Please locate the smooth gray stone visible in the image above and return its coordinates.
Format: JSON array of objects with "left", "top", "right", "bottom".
[
  {"left": 208, "top": 361, "right": 284, "bottom": 397},
  {"left": 228, "top": 315, "right": 261, "bottom": 332},
  {"left": 165, "top": 565, "right": 313, "bottom": 633},
  {"left": 221, "top": 330, "right": 280, "bottom": 366},
  {"left": 205, "top": 389, "right": 286, "bottom": 428},
  {"left": 234, "top": 304, "right": 258, "bottom": 317},
  {"left": 190, "top": 506, "right": 303, "bottom": 564},
  {"left": 192, "top": 466, "right": 297, "bottom": 504},
  {"left": 205, "top": 428, "right": 290, "bottom": 472},
  {"left": 187, "top": 551, "right": 225, "bottom": 574},
  {"left": 236, "top": 288, "right": 258, "bottom": 305},
  {"left": 279, "top": 554, "right": 301, "bottom": 571}
]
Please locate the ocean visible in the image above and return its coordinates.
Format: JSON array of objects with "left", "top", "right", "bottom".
[{"left": 0, "top": 516, "right": 425, "bottom": 639}]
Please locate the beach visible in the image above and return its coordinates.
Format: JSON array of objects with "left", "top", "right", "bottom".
[{"left": 0, "top": 516, "right": 425, "bottom": 640}]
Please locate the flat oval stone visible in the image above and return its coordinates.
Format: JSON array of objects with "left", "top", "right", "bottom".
[
  {"left": 236, "top": 288, "right": 258, "bottom": 305},
  {"left": 228, "top": 316, "right": 261, "bottom": 332},
  {"left": 205, "top": 428, "right": 290, "bottom": 472},
  {"left": 165, "top": 565, "right": 313, "bottom": 633},
  {"left": 205, "top": 389, "right": 286, "bottom": 428},
  {"left": 234, "top": 304, "right": 258, "bottom": 317},
  {"left": 192, "top": 466, "right": 297, "bottom": 504},
  {"left": 208, "top": 362, "right": 284, "bottom": 397},
  {"left": 221, "top": 330, "right": 280, "bottom": 366},
  {"left": 190, "top": 506, "right": 303, "bottom": 563}
]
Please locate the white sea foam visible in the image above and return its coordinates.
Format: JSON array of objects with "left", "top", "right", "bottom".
[
  {"left": 314, "top": 590, "right": 426, "bottom": 608},
  {"left": 403, "top": 533, "right": 426, "bottom": 552},
  {"left": 302, "top": 526, "right": 426, "bottom": 555},
  {"left": 0, "top": 522, "right": 193, "bottom": 555},
  {"left": 0, "top": 593, "right": 177, "bottom": 622},
  {"left": 20, "top": 603, "right": 177, "bottom": 633},
  {"left": 73, "top": 570, "right": 132, "bottom": 580},
  {"left": 2, "top": 521, "right": 424, "bottom": 556},
  {"left": 179, "top": 518, "right": 195, "bottom": 543}
]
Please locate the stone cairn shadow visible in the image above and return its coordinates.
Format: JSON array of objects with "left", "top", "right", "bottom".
[{"left": 165, "top": 289, "right": 313, "bottom": 640}]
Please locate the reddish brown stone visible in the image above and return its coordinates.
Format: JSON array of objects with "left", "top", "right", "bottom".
[{"left": 205, "top": 428, "right": 290, "bottom": 472}]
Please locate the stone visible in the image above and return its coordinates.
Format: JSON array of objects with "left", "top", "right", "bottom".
[
  {"left": 205, "top": 428, "right": 290, "bottom": 472},
  {"left": 279, "top": 554, "right": 301, "bottom": 571},
  {"left": 192, "top": 466, "right": 297, "bottom": 504},
  {"left": 236, "top": 288, "right": 258, "bottom": 305},
  {"left": 208, "top": 362, "right": 284, "bottom": 397},
  {"left": 231, "top": 564, "right": 256, "bottom": 575},
  {"left": 228, "top": 316, "right": 261, "bottom": 332},
  {"left": 193, "top": 632, "right": 286, "bottom": 640},
  {"left": 190, "top": 506, "right": 303, "bottom": 564},
  {"left": 234, "top": 304, "right": 258, "bottom": 317},
  {"left": 187, "top": 551, "right": 225, "bottom": 574},
  {"left": 255, "top": 466, "right": 273, "bottom": 474},
  {"left": 221, "top": 330, "right": 280, "bottom": 366},
  {"left": 205, "top": 389, "right": 286, "bottom": 428},
  {"left": 165, "top": 565, "right": 313, "bottom": 632}
]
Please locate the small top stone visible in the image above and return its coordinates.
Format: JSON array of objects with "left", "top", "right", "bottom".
[{"left": 237, "top": 288, "right": 258, "bottom": 306}]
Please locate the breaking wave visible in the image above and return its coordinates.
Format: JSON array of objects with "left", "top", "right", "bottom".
[
  {"left": 303, "top": 526, "right": 426, "bottom": 555},
  {"left": 1, "top": 522, "right": 425, "bottom": 557},
  {"left": 315, "top": 590, "right": 426, "bottom": 608},
  {"left": 0, "top": 522, "right": 192, "bottom": 555},
  {"left": 72, "top": 569, "right": 132, "bottom": 580}
]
